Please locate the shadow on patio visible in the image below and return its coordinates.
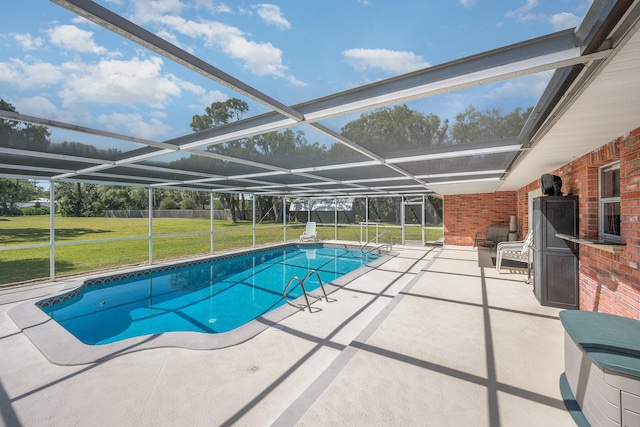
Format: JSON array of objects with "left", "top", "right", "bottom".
[
  {"left": 0, "top": 245, "right": 574, "bottom": 426},
  {"left": 273, "top": 245, "right": 573, "bottom": 426}
]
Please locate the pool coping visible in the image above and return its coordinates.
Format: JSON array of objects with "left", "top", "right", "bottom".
[{"left": 8, "top": 242, "right": 396, "bottom": 365}]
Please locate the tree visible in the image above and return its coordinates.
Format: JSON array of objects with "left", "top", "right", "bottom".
[
  {"left": 97, "top": 185, "right": 149, "bottom": 211},
  {"left": 426, "top": 195, "right": 443, "bottom": 225},
  {"left": 1, "top": 99, "right": 51, "bottom": 151},
  {"left": 193, "top": 191, "right": 209, "bottom": 209},
  {"left": 0, "top": 179, "right": 37, "bottom": 216},
  {"left": 189, "top": 98, "right": 252, "bottom": 222},
  {"left": 181, "top": 197, "right": 197, "bottom": 210},
  {"left": 450, "top": 106, "right": 532, "bottom": 144},
  {"left": 158, "top": 197, "right": 178, "bottom": 209},
  {"left": 190, "top": 98, "right": 249, "bottom": 132},
  {"left": 0, "top": 100, "right": 49, "bottom": 216},
  {"left": 129, "top": 187, "right": 150, "bottom": 210},
  {"left": 338, "top": 105, "right": 449, "bottom": 155},
  {"left": 56, "top": 182, "right": 103, "bottom": 217}
]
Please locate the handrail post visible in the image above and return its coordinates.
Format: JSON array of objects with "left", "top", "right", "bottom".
[
  {"left": 283, "top": 269, "right": 329, "bottom": 312},
  {"left": 299, "top": 281, "right": 312, "bottom": 311},
  {"left": 361, "top": 228, "right": 392, "bottom": 254},
  {"left": 311, "top": 270, "right": 328, "bottom": 301}
]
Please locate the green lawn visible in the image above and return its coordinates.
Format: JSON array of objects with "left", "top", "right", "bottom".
[{"left": 0, "top": 215, "right": 442, "bottom": 285}]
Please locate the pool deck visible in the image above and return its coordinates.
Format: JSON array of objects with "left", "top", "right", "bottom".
[{"left": 0, "top": 244, "right": 575, "bottom": 426}]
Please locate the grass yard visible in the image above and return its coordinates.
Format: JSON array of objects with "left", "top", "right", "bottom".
[{"left": 0, "top": 215, "right": 442, "bottom": 285}]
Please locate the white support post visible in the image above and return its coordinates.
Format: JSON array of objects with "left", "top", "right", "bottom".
[
  {"left": 401, "top": 196, "right": 405, "bottom": 245},
  {"left": 334, "top": 197, "right": 338, "bottom": 240},
  {"left": 252, "top": 193, "right": 256, "bottom": 246},
  {"left": 422, "top": 194, "right": 426, "bottom": 245},
  {"left": 283, "top": 197, "right": 287, "bottom": 242},
  {"left": 210, "top": 191, "right": 215, "bottom": 253},
  {"left": 365, "top": 196, "right": 369, "bottom": 243},
  {"left": 148, "top": 187, "right": 153, "bottom": 264},
  {"left": 49, "top": 180, "right": 55, "bottom": 281}
]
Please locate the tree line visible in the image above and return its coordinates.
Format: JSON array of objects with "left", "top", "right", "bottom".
[{"left": 1, "top": 98, "right": 530, "bottom": 220}]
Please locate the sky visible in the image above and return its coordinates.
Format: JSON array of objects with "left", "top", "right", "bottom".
[{"left": 0, "top": 0, "right": 594, "bottom": 144}]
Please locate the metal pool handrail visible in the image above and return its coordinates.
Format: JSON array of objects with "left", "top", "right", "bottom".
[
  {"left": 362, "top": 229, "right": 393, "bottom": 254},
  {"left": 283, "top": 270, "right": 329, "bottom": 312}
]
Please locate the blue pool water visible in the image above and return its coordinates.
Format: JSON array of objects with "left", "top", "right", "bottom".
[{"left": 40, "top": 245, "right": 380, "bottom": 345}]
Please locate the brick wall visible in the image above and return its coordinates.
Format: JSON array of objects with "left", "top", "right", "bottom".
[
  {"left": 443, "top": 127, "right": 640, "bottom": 318},
  {"left": 444, "top": 192, "right": 517, "bottom": 246},
  {"left": 518, "top": 128, "right": 640, "bottom": 318}
]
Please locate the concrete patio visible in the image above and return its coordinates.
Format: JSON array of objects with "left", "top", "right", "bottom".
[{"left": 0, "top": 245, "right": 575, "bottom": 426}]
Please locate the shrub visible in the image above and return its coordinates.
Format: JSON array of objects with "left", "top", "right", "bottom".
[
  {"left": 16, "top": 207, "right": 50, "bottom": 216},
  {"left": 159, "top": 197, "right": 178, "bottom": 209},
  {"left": 181, "top": 197, "right": 197, "bottom": 210}
]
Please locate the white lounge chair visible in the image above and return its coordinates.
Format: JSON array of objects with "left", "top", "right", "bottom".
[
  {"left": 300, "top": 222, "right": 318, "bottom": 242},
  {"left": 495, "top": 230, "right": 533, "bottom": 272}
]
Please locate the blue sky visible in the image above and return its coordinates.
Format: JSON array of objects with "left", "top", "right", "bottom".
[{"left": 1, "top": 0, "right": 593, "bottom": 143}]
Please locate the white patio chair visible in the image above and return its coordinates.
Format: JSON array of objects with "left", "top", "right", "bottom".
[
  {"left": 299, "top": 221, "right": 318, "bottom": 242},
  {"left": 496, "top": 230, "right": 533, "bottom": 272}
]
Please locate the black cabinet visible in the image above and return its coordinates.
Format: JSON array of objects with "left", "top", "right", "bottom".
[{"left": 532, "top": 196, "right": 579, "bottom": 309}]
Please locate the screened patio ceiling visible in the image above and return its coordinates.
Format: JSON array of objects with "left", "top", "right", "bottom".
[{"left": 2, "top": 0, "right": 640, "bottom": 197}]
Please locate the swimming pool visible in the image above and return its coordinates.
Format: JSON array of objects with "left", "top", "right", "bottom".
[{"left": 37, "top": 244, "right": 381, "bottom": 346}]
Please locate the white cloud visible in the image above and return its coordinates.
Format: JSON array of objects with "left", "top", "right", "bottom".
[
  {"left": 458, "top": 0, "right": 475, "bottom": 8},
  {"left": 9, "top": 95, "right": 77, "bottom": 124},
  {"left": 133, "top": 0, "right": 186, "bottom": 20},
  {"left": 1, "top": 52, "right": 217, "bottom": 117},
  {"left": 13, "top": 96, "right": 58, "bottom": 117},
  {"left": 254, "top": 4, "right": 291, "bottom": 30},
  {"left": 47, "top": 25, "right": 107, "bottom": 55},
  {"left": 71, "top": 15, "right": 99, "bottom": 26},
  {"left": 97, "top": 112, "right": 173, "bottom": 140},
  {"left": 12, "top": 33, "right": 44, "bottom": 50},
  {"left": 175, "top": 79, "right": 208, "bottom": 96},
  {"left": 156, "top": 28, "right": 194, "bottom": 53},
  {"left": 484, "top": 72, "right": 551, "bottom": 101},
  {"left": 172, "top": 80, "right": 228, "bottom": 107},
  {"left": 207, "top": 2, "right": 233, "bottom": 13},
  {"left": 550, "top": 12, "right": 582, "bottom": 31},
  {"left": 506, "top": 0, "right": 542, "bottom": 23},
  {"left": 57, "top": 57, "right": 182, "bottom": 109},
  {"left": 191, "top": 89, "right": 228, "bottom": 111},
  {"left": 130, "top": 3, "right": 303, "bottom": 84},
  {"left": 0, "top": 58, "right": 65, "bottom": 90},
  {"left": 343, "top": 48, "right": 430, "bottom": 75},
  {"left": 506, "top": 1, "right": 584, "bottom": 30}
]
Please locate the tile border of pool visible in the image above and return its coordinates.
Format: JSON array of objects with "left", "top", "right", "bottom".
[{"left": 8, "top": 242, "right": 396, "bottom": 366}]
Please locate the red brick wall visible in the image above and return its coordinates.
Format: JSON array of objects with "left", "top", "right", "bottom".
[
  {"left": 518, "top": 128, "right": 640, "bottom": 318},
  {"left": 444, "top": 192, "right": 517, "bottom": 245},
  {"left": 443, "top": 127, "right": 640, "bottom": 318},
  {"left": 516, "top": 181, "right": 537, "bottom": 239}
]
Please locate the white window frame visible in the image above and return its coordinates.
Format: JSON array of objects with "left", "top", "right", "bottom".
[{"left": 599, "top": 161, "right": 621, "bottom": 242}]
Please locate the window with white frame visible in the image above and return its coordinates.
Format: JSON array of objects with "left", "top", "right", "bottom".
[{"left": 599, "top": 162, "right": 621, "bottom": 241}]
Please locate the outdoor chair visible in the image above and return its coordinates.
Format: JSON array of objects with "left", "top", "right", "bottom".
[
  {"left": 300, "top": 221, "right": 318, "bottom": 242},
  {"left": 473, "top": 224, "right": 509, "bottom": 252},
  {"left": 495, "top": 230, "right": 534, "bottom": 272}
]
